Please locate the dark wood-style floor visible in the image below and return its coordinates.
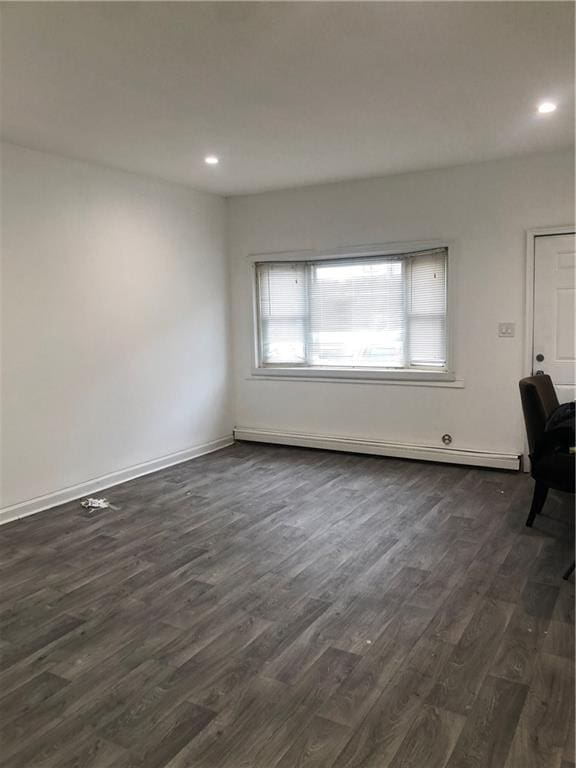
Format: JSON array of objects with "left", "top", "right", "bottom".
[{"left": 0, "top": 442, "right": 574, "bottom": 768}]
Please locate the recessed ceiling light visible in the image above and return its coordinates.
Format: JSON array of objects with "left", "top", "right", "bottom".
[
  {"left": 537, "top": 102, "right": 557, "bottom": 114},
  {"left": 204, "top": 155, "right": 219, "bottom": 165}
]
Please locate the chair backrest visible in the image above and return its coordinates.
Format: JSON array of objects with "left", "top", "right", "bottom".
[{"left": 519, "top": 374, "right": 559, "bottom": 455}]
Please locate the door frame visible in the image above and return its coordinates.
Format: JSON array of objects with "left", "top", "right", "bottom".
[{"left": 522, "top": 226, "right": 575, "bottom": 470}]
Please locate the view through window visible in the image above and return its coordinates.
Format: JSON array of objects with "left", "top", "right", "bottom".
[{"left": 255, "top": 247, "right": 448, "bottom": 372}]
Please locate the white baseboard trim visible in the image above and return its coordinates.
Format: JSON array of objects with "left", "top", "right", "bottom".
[
  {"left": 0, "top": 435, "right": 235, "bottom": 527},
  {"left": 234, "top": 427, "right": 520, "bottom": 471}
]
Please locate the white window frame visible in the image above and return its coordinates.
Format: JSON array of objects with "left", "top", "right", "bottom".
[{"left": 248, "top": 240, "right": 456, "bottom": 383}]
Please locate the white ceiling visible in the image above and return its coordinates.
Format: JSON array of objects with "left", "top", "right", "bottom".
[{"left": 1, "top": 2, "right": 573, "bottom": 196}]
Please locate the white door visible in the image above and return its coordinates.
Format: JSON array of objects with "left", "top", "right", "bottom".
[{"left": 533, "top": 233, "right": 576, "bottom": 403}]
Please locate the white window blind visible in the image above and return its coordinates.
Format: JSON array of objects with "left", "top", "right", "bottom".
[{"left": 256, "top": 247, "right": 448, "bottom": 371}]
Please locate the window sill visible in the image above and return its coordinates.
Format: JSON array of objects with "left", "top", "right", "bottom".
[{"left": 248, "top": 368, "right": 463, "bottom": 387}]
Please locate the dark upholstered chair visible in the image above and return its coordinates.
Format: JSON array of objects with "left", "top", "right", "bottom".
[{"left": 519, "top": 374, "right": 574, "bottom": 579}]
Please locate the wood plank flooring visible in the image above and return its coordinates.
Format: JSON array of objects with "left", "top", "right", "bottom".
[{"left": 0, "top": 442, "right": 573, "bottom": 768}]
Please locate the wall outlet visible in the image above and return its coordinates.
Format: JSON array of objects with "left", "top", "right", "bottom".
[{"left": 498, "top": 322, "right": 515, "bottom": 338}]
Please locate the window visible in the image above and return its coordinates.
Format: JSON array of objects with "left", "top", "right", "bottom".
[{"left": 254, "top": 246, "right": 450, "bottom": 379}]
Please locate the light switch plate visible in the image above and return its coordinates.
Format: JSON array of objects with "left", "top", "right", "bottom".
[{"left": 498, "top": 322, "right": 515, "bottom": 338}]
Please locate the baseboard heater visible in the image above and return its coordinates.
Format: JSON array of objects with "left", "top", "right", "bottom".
[{"left": 234, "top": 427, "right": 521, "bottom": 471}]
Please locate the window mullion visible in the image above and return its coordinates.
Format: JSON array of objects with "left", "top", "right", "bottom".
[
  {"left": 259, "top": 316, "right": 268, "bottom": 364},
  {"left": 303, "top": 263, "right": 312, "bottom": 366},
  {"left": 404, "top": 257, "right": 411, "bottom": 368}
]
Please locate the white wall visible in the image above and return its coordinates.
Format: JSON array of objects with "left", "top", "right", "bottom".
[
  {"left": 1, "top": 142, "right": 232, "bottom": 516},
  {"left": 228, "top": 150, "right": 574, "bottom": 460}
]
